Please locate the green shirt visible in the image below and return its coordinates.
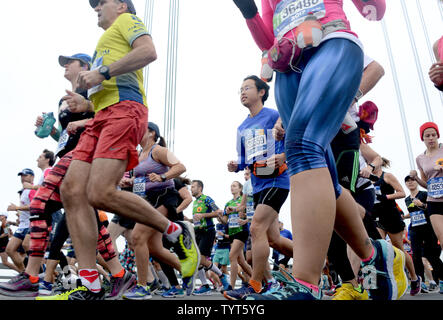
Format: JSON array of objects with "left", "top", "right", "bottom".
[
  {"left": 192, "top": 194, "right": 218, "bottom": 229},
  {"left": 223, "top": 196, "right": 245, "bottom": 236}
]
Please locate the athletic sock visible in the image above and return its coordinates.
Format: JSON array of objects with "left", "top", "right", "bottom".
[
  {"left": 361, "top": 246, "right": 375, "bottom": 263},
  {"left": 163, "top": 221, "right": 182, "bottom": 242},
  {"left": 294, "top": 278, "right": 319, "bottom": 294},
  {"left": 112, "top": 268, "right": 125, "bottom": 278},
  {"left": 28, "top": 274, "right": 39, "bottom": 284},
  {"left": 205, "top": 262, "right": 222, "bottom": 277},
  {"left": 78, "top": 269, "right": 101, "bottom": 293},
  {"left": 157, "top": 270, "right": 170, "bottom": 287},
  {"left": 198, "top": 267, "right": 209, "bottom": 285}
]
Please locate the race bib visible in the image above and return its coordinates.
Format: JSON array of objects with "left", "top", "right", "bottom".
[
  {"left": 245, "top": 129, "right": 268, "bottom": 162},
  {"left": 428, "top": 177, "right": 443, "bottom": 198},
  {"left": 374, "top": 186, "right": 381, "bottom": 204},
  {"left": 228, "top": 213, "right": 240, "bottom": 229},
  {"left": 88, "top": 57, "right": 104, "bottom": 97},
  {"left": 193, "top": 215, "right": 202, "bottom": 228},
  {"left": 216, "top": 232, "right": 223, "bottom": 241},
  {"left": 273, "top": 0, "right": 326, "bottom": 39},
  {"left": 410, "top": 210, "right": 427, "bottom": 227},
  {"left": 55, "top": 129, "right": 69, "bottom": 155},
  {"left": 133, "top": 177, "right": 146, "bottom": 197}
]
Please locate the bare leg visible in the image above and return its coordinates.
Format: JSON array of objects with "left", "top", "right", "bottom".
[{"left": 5, "top": 237, "right": 25, "bottom": 271}]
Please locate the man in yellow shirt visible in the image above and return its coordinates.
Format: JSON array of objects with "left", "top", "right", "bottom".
[{"left": 46, "top": 0, "right": 199, "bottom": 300}]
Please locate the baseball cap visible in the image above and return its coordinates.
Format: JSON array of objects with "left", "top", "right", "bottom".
[
  {"left": 17, "top": 168, "right": 34, "bottom": 176},
  {"left": 358, "top": 101, "right": 378, "bottom": 130},
  {"left": 58, "top": 53, "right": 92, "bottom": 68},
  {"left": 148, "top": 122, "right": 160, "bottom": 139},
  {"left": 404, "top": 175, "right": 415, "bottom": 182},
  {"left": 0, "top": 213, "right": 7, "bottom": 218},
  {"left": 89, "top": 0, "right": 136, "bottom": 15}
]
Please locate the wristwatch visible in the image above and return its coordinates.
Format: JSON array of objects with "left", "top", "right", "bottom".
[
  {"left": 354, "top": 89, "right": 363, "bottom": 102},
  {"left": 160, "top": 174, "right": 167, "bottom": 182},
  {"left": 98, "top": 65, "right": 111, "bottom": 80},
  {"left": 369, "top": 164, "right": 375, "bottom": 171}
]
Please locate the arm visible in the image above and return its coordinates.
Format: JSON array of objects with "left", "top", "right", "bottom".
[
  {"left": 383, "top": 173, "right": 406, "bottom": 200},
  {"left": 149, "top": 146, "right": 186, "bottom": 182},
  {"left": 176, "top": 187, "right": 193, "bottom": 214},
  {"left": 356, "top": 60, "right": 385, "bottom": 102},
  {"left": 359, "top": 143, "right": 383, "bottom": 177}
]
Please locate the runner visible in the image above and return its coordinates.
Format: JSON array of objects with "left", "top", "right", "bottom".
[
  {"left": 224, "top": 75, "right": 291, "bottom": 300},
  {"left": 51, "top": 0, "right": 199, "bottom": 300},
  {"left": 122, "top": 122, "right": 190, "bottom": 300},
  {"left": 189, "top": 180, "right": 229, "bottom": 296},
  {"left": 221, "top": 181, "right": 252, "bottom": 297},
  {"left": 372, "top": 158, "right": 422, "bottom": 296},
  {"left": 232, "top": 0, "right": 405, "bottom": 300},
  {"left": 404, "top": 174, "right": 443, "bottom": 293},
  {"left": 410, "top": 121, "right": 443, "bottom": 294},
  {"left": 4, "top": 169, "right": 36, "bottom": 272},
  {"left": 0, "top": 213, "right": 20, "bottom": 273},
  {"left": 272, "top": 221, "right": 292, "bottom": 274}
]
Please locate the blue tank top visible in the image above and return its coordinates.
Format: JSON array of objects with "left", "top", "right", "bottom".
[{"left": 133, "top": 145, "right": 174, "bottom": 192}]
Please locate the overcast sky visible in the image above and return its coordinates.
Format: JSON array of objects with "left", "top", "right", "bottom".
[{"left": 1, "top": 1, "right": 442, "bottom": 243}]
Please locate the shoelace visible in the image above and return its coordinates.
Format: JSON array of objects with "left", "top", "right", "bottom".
[{"left": 56, "top": 286, "right": 88, "bottom": 298}]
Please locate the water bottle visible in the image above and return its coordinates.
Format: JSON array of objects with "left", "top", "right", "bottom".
[{"left": 35, "top": 112, "right": 56, "bottom": 138}]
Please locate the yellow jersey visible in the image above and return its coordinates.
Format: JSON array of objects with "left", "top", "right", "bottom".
[{"left": 88, "top": 13, "right": 149, "bottom": 112}]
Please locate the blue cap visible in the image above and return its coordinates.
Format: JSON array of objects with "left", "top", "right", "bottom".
[
  {"left": 148, "top": 122, "right": 160, "bottom": 139},
  {"left": 89, "top": 0, "right": 136, "bottom": 15},
  {"left": 58, "top": 53, "right": 92, "bottom": 68},
  {"left": 18, "top": 168, "right": 34, "bottom": 176}
]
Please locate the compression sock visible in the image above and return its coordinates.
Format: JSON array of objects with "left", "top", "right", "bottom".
[
  {"left": 112, "top": 268, "right": 125, "bottom": 278},
  {"left": 294, "top": 278, "right": 319, "bottom": 294},
  {"left": 361, "top": 246, "right": 375, "bottom": 263}
]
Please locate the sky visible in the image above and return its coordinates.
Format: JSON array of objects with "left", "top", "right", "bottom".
[{"left": 0, "top": 1, "right": 442, "bottom": 251}]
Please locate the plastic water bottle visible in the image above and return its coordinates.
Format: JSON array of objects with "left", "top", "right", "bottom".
[{"left": 35, "top": 112, "right": 56, "bottom": 138}]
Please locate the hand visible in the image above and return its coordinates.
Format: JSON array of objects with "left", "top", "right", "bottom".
[
  {"left": 266, "top": 153, "right": 285, "bottom": 168},
  {"left": 66, "top": 120, "right": 85, "bottom": 135},
  {"left": 433, "top": 165, "right": 443, "bottom": 171},
  {"left": 429, "top": 62, "right": 443, "bottom": 87},
  {"left": 62, "top": 90, "right": 89, "bottom": 113},
  {"left": 77, "top": 69, "right": 105, "bottom": 90},
  {"left": 238, "top": 219, "right": 248, "bottom": 226},
  {"left": 359, "top": 166, "right": 373, "bottom": 178},
  {"left": 227, "top": 160, "right": 238, "bottom": 172},
  {"left": 35, "top": 114, "right": 44, "bottom": 127},
  {"left": 7, "top": 203, "right": 18, "bottom": 211},
  {"left": 412, "top": 199, "right": 424, "bottom": 207},
  {"left": 226, "top": 206, "right": 236, "bottom": 214},
  {"left": 119, "top": 177, "right": 133, "bottom": 188},
  {"left": 216, "top": 231, "right": 224, "bottom": 236},
  {"left": 376, "top": 194, "right": 387, "bottom": 202},
  {"left": 273, "top": 118, "right": 285, "bottom": 141},
  {"left": 193, "top": 214, "right": 204, "bottom": 221},
  {"left": 148, "top": 173, "right": 162, "bottom": 182},
  {"left": 409, "top": 170, "right": 418, "bottom": 179},
  {"left": 22, "top": 182, "right": 34, "bottom": 189}
]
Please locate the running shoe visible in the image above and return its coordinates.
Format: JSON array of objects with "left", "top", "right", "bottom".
[
  {"left": 162, "top": 286, "right": 185, "bottom": 298},
  {"left": 439, "top": 280, "right": 443, "bottom": 294},
  {"left": 182, "top": 273, "right": 196, "bottom": 296},
  {"left": 219, "top": 274, "right": 230, "bottom": 291},
  {"left": 429, "top": 281, "right": 438, "bottom": 291},
  {"left": 332, "top": 283, "right": 369, "bottom": 300},
  {"left": 35, "top": 279, "right": 105, "bottom": 300},
  {"left": 392, "top": 246, "right": 407, "bottom": 300},
  {"left": 38, "top": 280, "right": 53, "bottom": 296},
  {"left": 193, "top": 284, "right": 212, "bottom": 296},
  {"left": 171, "top": 221, "right": 200, "bottom": 280},
  {"left": 154, "top": 286, "right": 171, "bottom": 295},
  {"left": 0, "top": 272, "right": 38, "bottom": 297},
  {"left": 323, "top": 285, "right": 337, "bottom": 296},
  {"left": 245, "top": 279, "right": 322, "bottom": 300},
  {"left": 223, "top": 285, "right": 256, "bottom": 300},
  {"left": 410, "top": 276, "right": 422, "bottom": 296},
  {"left": 261, "top": 281, "right": 281, "bottom": 295},
  {"left": 421, "top": 282, "right": 429, "bottom": 293},
  {"left": 122, "top": 284, "right": 152, "bottom": 300},
  {"left": 148, "top": 278, "right": 161, "bottom": 294},
  {"left": 360, "top": 239, "right": 397, "bottom": 300},
  {"left": 106, "top": 271, "right": 137, "bottom": 300}
]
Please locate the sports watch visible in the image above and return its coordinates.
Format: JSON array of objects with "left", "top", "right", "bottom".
[
  {"left": 99, "top": 65, "right": 111, "bottom": 80},
  {"left": 160, "top": 174, "right": 167, "bottom": 182}
]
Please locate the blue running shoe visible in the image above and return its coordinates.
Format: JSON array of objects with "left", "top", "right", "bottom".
[
  {"left": 182, "top": 273, "right": 196, "bottom": 296},
  {"left": 38, "top": 280, "right": 53, "bottom": 296},
  {"left": 162, "top": 286, "right": 185, "bottom": 298},
  {"left": 262, "top": 280, "right": 281, "bottom": 295},
  {"left": 193, "top": 284, "right": 212, "bottom": 296},
  {"left": 439, "top": 280, "right": 443, "bottom": 294},
  {"left": 246, "top": 278, "right": 322, "bottom": 300},
  {"left": 223, "top": 285, "right": 256, "bottom": 300},
  {"left": 360, "top": 239, "right": 396, "bottom": 300},
  {"left": 220, "top": 274, "right": 230, "bottom": 291},
  {"left": 122, "top": 284, "right": 152, "bottom": 300}
]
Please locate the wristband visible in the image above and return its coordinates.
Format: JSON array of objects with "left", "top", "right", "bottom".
[{"left": 369, "top": 164, "right": 375, "bottom": 171}]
